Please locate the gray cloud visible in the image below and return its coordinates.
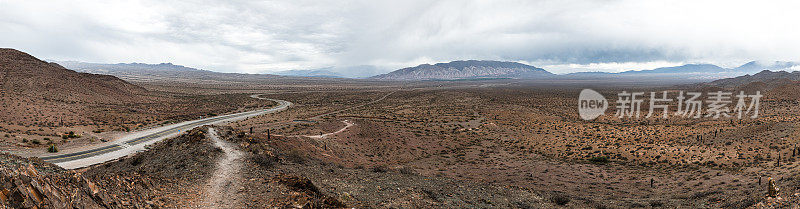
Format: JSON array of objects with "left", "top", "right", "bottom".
[{"left": 1, "top": 0, "right": 799, "bottom": 74}]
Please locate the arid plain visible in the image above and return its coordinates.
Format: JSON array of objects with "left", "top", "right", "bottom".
[{"left": 3, "top": 48, "right": 800, "bottom": 208}]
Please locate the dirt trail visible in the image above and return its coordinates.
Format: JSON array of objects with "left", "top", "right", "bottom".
[
  {"left": 303, "top": 120, "right": 354, "bottom": 138},
  {"left": 199, "top": 127, "right": 246, "bottom": 208}
]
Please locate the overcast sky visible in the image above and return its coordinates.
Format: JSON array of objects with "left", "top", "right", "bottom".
[{"left": 2, "top": 0, "right": 799, "bottom": 74}]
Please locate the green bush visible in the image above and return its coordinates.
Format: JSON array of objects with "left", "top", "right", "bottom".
[{"left": 31, "top": 139, "right": 40, "bottom": 145}]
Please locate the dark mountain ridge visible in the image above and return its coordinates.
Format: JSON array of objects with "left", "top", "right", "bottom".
[{"left": 371, "top": 60, "right": 553, "bottom": 80}]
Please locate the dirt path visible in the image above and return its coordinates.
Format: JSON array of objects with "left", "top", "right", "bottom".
[
  {"left": 199, "top": 127, "right": 246, "bottom": 208},
  {"left": 303, "top": 120, "right": 354, "bottom": 139}
]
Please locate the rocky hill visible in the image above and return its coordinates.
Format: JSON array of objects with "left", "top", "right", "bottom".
[
  {"left": 371, "top": 60, "right": 553, "bottom": 80},
  {"left": 0, "top": 48, "right": 166, "bottom": 127},
  {"left": 1, "top": 49, "right": 147, "bottom": 104}
]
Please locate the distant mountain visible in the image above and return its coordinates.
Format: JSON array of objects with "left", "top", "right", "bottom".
[
  {"left": 733, "top": 61, "right": 800, "bottom": 74},
  {"left": 56, "top": 61, "right": 283, "bottom": 83},
  {"left": 371, "top": 60, "right": 553, "bottom": 80},
  {"left": 332, "top": 65, "right": 387, "bottom": 78},
  {"left": 560, "top": 62, "right": 800, "bottom": 83},
  {"left": 56, "top": 61, "right": 279, "bottom": 83},
  {"left": 274, "top": 69, "right": 344, "bottom": 78},
  {"left": 625, "top": 64, "right": 726, "bottom": 74},
  {"left": 696, "top": 70, "right": 800, "bottom": 100},
  {"left": 563, "top": 64, "right": 734, "bottom": 81},
  {"left": 706, "top": 70, "right": 800, "bottom": 88}
]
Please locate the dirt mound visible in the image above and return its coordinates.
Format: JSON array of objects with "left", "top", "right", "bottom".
[{"left": 0, "top": 153, "right": 124, "bottom": 208}]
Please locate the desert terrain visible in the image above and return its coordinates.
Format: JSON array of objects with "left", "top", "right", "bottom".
[{"left": 3, "top": 48, "right": 800, "bottom": 208}]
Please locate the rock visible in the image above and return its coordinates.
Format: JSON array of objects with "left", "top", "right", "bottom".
[{"left": 0, "top": 153, "right": 127, "bottom": 209}]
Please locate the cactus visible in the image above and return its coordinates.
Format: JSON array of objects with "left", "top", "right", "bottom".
[
  {"left": 767, "top": 177, "right": 780, "bottom": 197},
  {"left": 47, "top": 144, "right": 58, "bottom": 153}
]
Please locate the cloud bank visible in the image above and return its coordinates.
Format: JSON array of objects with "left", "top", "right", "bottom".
[{"left": 1, "top": 0, "right": 799, "bottom": 74}]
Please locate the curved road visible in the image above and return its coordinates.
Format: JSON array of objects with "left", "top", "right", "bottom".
[{"left": 39, "top": 95, "right": 291, "bottom": 169}]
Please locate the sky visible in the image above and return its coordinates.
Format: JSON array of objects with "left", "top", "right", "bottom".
[{"left": 1, "top": 0, "right": 800, "bottom": 75}]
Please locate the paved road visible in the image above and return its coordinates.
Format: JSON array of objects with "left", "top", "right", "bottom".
[{"left": 39, "top": 96, "right": 291, "bottom": 169}]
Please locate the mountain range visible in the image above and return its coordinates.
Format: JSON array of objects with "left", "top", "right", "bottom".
[
  {"left": 56, "top": 61, "right": 283, "bottom": 83},
  {"left": 55, "top": 59, "right": 800, "bottom": 83},
  {"left": 371, "top": 60, "right": 553, "bottom": 80},
  {"left": 274, "top": 65, "right": 386, "bottom": 78},
  {"left": 273, "top": 69, "right": 345, "bottom": 78},
  {"left": 370, "top": 60, "right": 800, "bottom": 81}
]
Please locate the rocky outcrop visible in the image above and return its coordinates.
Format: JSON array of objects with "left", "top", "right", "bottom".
[{"left": 0, "top": 154, "right": 124, "bottom": 208}]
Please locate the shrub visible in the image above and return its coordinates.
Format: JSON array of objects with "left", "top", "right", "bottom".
[
  {"left": 31, "top": 139, "right": 40, "bottom": 145},
  {"left": 371, "top": 165, "right": 388, "bottom": 173},
  {"left": 588, "top": 156, "right": 610, "bottom": 164},
  {"left": 398, "top": 166, "right": 417, "bottom": 175},
  {"left": 551, "top": 194, "right": 570, "bottom": 205},
  {"left": 47, "top": 145, "right": 58, "bottom": 153},
  {"left": 284, "top": 149, "right": 306, "bottom": 164},
  {"left": 649, "top": 200, "right": 664, "bottom": 207},
  {"left": 253, "top": 154, "right": 277, "bottom": 168}
]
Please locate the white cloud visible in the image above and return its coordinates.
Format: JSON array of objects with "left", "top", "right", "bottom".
[{"left": 2, "top": 0, "right": 800, "bottom": 74}]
